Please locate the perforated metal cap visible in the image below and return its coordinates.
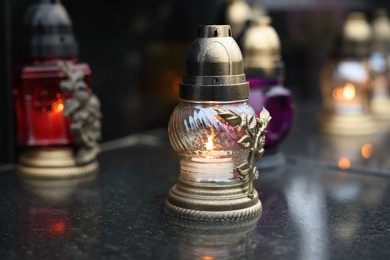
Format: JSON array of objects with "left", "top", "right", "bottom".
[{"left": 179, "top": 25, "right": 249, "bottom": 102}]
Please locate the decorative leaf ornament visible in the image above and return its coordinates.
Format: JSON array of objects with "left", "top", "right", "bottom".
[
  {"left": 58, "top": 61, "right": 102, "bottom": 164},
  {"left": 214, "top": 108, "right": 242, "bottom": 126},
  {"left": 216, "top": 108, "right": 271, "bottom": 199}
]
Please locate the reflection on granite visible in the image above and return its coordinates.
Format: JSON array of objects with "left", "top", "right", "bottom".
[
  {"left": 170, "top": 217, "right": 258, "bottom": 260},
  {"left": 253, "top": 166, "right": 390, "bottom": 259},
  {"left": 0, "top": 104, "right": 390, "bottom": 258},
  {"left": 315, "top": 134, "right": 381, "bottom": 173},
  {"left": 14, "top": 174, "right": 101, "bottom": 259},
  {"left": 285, "top": 168, "right": 329, "bottom": 260},
  {"left": 282, "top": 101, "right": 390, "bottom": 175}
]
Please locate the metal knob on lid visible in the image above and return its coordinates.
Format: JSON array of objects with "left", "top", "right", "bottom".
[{"left": 180, "top": 25, "right": 249, "bottom": 102}]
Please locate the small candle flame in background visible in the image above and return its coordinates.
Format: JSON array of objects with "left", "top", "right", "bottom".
[
  {"left": 54, "top": 93, "right": 64, "bottom": 112},
  {"left": 52, "top": 100, "right": 64, "bottom": 113},
  {"left": 361, "top": 143, "right": 373, "bottom": 159},
  {"left": 206, "top": 135, "right": 214, "bottom": 151},
  {"left": 332, "top": 83, "right": 356, "bottom": 101},
  {"left": 338, "top": 157, "right": 351, "bottom": 169},
  {"left": 39, "top": 94, "right": 64, "bottom": 113},
  {"left": 56, "top": 103, "right": 64, "bottom": 112}
]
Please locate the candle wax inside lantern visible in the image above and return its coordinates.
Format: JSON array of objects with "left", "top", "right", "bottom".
[{"left": 180, "top": 133, "right": 235, "bottom": 182}]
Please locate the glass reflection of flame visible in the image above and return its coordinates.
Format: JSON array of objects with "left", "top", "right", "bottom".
[{"left": 332, "top": 83, "right": 356, "bottom": 101}]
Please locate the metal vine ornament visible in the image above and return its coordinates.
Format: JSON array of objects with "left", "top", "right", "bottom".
[
  {"left": 215, "top": 108, "right": 271, "bottom": 199},
  {"left": 59, "top": 61, "right": 102, "bottom": 164}
]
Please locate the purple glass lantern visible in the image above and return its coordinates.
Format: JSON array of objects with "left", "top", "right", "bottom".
[
  {"left": 243, "top": 17, "right": 294, "bottom": 166},
  {"left": 247, "top": 79, "right": 293, "bottom": 149}
]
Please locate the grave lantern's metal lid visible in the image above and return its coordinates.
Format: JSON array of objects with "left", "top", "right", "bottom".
[
  {"left": 242, "top": 16, "right": 283, "bottom": 77},
  {"left": 179, "top": 25, "right": 249, "bottom": 102},
  {"left": 24, "top": 0, "right": 78, "bottom": 59},
  {"left": 340, "top": 12, "right": 371, "bottom": 58}
]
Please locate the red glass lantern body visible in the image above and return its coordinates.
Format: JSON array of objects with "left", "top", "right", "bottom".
[{"left": 14, "top": 61, "right": 91, "bottom": 147}]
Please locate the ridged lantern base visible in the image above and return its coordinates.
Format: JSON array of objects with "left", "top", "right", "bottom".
[
  {"left": 166, "top": 177, "right": 262, "bottom": 221},
  {"left": 318, "top": 113, "right": 376, "bottom": 135},
  {"left": 17, "top": 147, "right": 98, "bottom": 179}
]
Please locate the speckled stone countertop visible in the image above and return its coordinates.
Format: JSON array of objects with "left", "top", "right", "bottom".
[{"left": 1, "top": 103, "right": 390, "bottom": 259}]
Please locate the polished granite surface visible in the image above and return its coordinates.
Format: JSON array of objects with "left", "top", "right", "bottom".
[{"left": 1, "top": 105, "right": 390, "bottom": 259}]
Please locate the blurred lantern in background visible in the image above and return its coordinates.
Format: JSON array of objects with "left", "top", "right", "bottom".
[
  {"left": 144, "top": 42, "right": 187, "bottom": 124},
  {"left": 318, "top": 12, "right": 375, "bottom": 135},
  {"left": 369, "top": 9, "right": 390, "bottom": 123},
  {"left": 14, "top": 0, "right": 101, "bottom": 178},
  {"left": 243, "top": 16, "right": 294, "bottom": 168},
  {"left": 224, "top": 0, "right": 252, "bottom": 40},
  {"left": 166, "top": 25, "right": 271, "bottom": 220},
  {"left": 287, "top": 1, "right": 345, "bottom": 99}
]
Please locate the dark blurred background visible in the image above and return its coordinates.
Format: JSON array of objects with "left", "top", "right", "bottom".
[{"left": 1, "top": 0, "right": 390, "bottom": 164}]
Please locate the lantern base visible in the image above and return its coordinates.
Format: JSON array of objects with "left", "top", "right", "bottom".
[
  {"left": 166, "top": 177, "right": 262, "bottom": 221},
  {"left": 372, "top": 98, "right": 390, "bottom": 123},
  {"left": 17, "top": 147, "right": 98, "bottom": 179},
  {"left": 318, "top": 113, "right": 376, "bottom": 135}
]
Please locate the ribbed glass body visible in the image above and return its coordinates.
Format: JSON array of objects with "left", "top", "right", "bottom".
[{"left": 168, "top": 101, "right": 254, "bottom": 183}]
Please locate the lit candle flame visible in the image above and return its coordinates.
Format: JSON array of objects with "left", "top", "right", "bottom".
[
  {"left": 52, "top": 101, "right": 64, "bottom": 113},
  {"left": 343, "top": 83, "right": 356, "bottom": 100},
  {"left": 338, "top": 157, "right": 351, "bottom": 169},
  {"left": 206, "top": 136, "right": 214, "bottom": 151},
  {"left": 332, "top": 83, "right": 356, "bottom": 101},
  {"left": 361, "top": 143, "right": 373, "bottom": 159},
  {"left": 57, "top": 103, "right": 64, "bottom": 112}
]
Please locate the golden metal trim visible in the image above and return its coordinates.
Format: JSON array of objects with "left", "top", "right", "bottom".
[
  {"left": 166, "top": 178, "right": 262, "bottom": 221},
  {"left": 215, "top": 107, "right": 271, "bottom": 198},
  {"left": 17, "top": 147, "right": 98, "bottom": 179}
]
